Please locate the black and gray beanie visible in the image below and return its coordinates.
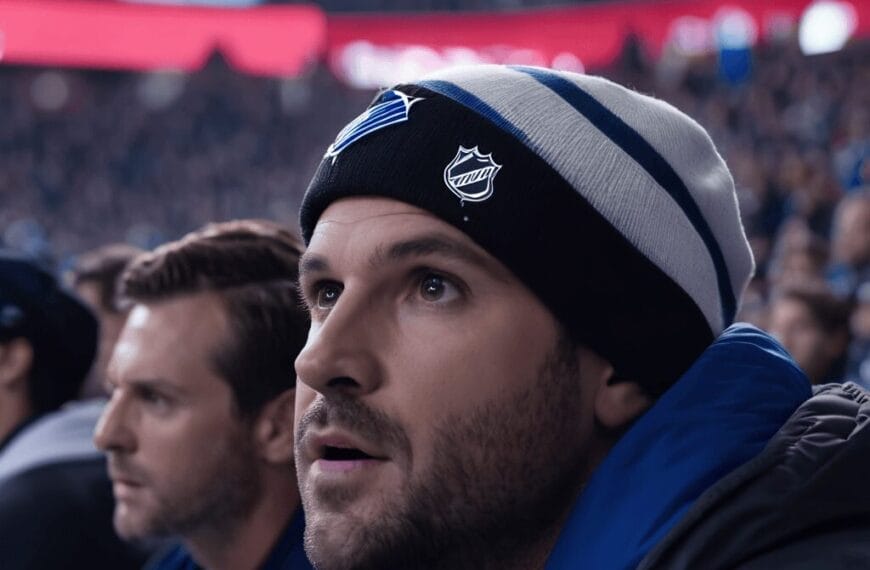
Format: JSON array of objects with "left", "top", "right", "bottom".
[{"left": 300, "top": 65, "right": 754, "bottom": 395}]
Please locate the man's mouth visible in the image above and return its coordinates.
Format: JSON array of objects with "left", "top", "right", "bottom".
[
  {"left": 312, "top": 434, "right": 388, "bottom": 473},
  {"left": 322, "top": 445, "right": 376, "bottom": 461},
  {"left": 110, "top": 475, "right": 147, "bottom": 503},
  {"left": 107, "top": 459, "right": 147, "bottom": 489},
  {"left": 112, "top": 476, "right": 143, "bottom": 487}
]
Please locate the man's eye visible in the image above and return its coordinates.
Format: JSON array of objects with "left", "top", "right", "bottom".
[
  {"left": 315, "top": 282, "right": 343, "bottom": 309},
  {"left": 419, "top": 273, "right": 461, "bottom": 303},
  {"left": 138, "top": 387, "right": 169, "bottom": 408}
]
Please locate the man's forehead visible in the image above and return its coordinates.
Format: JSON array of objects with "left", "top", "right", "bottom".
[
  {"left": 307, "top": 196, "right": 463, "bottom": 259},
  {"left": 313, "top": 197, "right": 439, "bottom": 233},
  {"left": 124, "top": 295, "right": 225, "bottom": 335},
  {"left": 305, "top": 197, "right": 515, "bottom": 284},
  {"left": 110, "top": 295, "right": 228, "bottom": 374}
]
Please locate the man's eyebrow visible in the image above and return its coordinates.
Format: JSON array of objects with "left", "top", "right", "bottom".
[
  {"left": 300, "top": 233, "right": 511, "bottom": 281},
  {"left": 126, "top": 378, "right": 185, "bottom": 397},
  {"left": 299, "top": 254, "right": 330, "bottom": 278},
  {"left": 380, "top": 234, "right": 510, "bottom": 281}
]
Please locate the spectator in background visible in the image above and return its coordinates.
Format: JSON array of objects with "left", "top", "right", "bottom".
[
  {"left": 68, "top": 243, "right": 145, "bottom": 399},
  {"left": 0, "top": 252, "right": 146, "bottom": 569},
  {"left": 827, "top": 189, "right": 870, "bottom": 297},
  {"left": 846, "top": 282, "right": 870, "bottom": 389},
  {"left": 768, "top": 284, "right": 852, "bottom": 384},
  {"left": 767, "top": 224, "right": 829, "bottom": 290},
  {"left": 95, "top": 220, "right": 312, "bottom": 570}
]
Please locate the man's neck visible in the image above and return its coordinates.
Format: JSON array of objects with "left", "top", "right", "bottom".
[
  {"left": 184, "top": 474, "right": 300, "bottom": 570},
  {"left": 426, "top": 521, "right": 563, "bottom": 570},
  {"left": 456, "top": 443, "right": 607, "bottom": 570},
  {"left": 496, "top": 527, "right": 562, "bottom": 570}
]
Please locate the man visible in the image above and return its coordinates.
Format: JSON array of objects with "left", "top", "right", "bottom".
[
  {"left": 767, "top": 283, "right": 851, "bottom": 384},
  {"left": 69, "top": 243, "right": 144, "bottom": 399},
  {"left": 0, "top": 252, "right": 146, "bottom": 569},
  {"left": 828, "top": 189, "right": 870, "bottom": 297},
  {"left": 94, "top": 220, "right": 313, "bottom": 570},
  {"left": 294, "top": 66, "right": 870, "bottom": 569}
]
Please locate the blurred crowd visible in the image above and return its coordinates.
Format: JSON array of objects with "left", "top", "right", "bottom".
[
  {"left": 0, "top": 62, "right": 371, "bottom": 264},
  {"left": 1, "top": 38, "right": 868, "bottom": 387},
  {"left": 612, "top": 38, "right": 870, "bottom": 387}
]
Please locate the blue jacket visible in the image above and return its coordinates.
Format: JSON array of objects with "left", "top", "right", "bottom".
[{"left": 547, "top": 324, "right": 813, "bottom": 569}]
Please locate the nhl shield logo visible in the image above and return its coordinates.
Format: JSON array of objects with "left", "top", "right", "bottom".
[{"left": 443, "top": 146, "right": 502, "bottom": 203}]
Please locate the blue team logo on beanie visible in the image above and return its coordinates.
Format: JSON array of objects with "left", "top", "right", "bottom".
[
  {"left": 443, "top": 146, "right": 502, "bottom": 203},
  {"left": 325, "top": 90, "right": 423, "bottom": 160}
]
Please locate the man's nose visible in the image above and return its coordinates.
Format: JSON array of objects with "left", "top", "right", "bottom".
[
  {"left": 295, "top": 291, "right": 387, "bottom": 399},
  {"left": 93, "top": 393, "right": 137, "bottom": 453}
]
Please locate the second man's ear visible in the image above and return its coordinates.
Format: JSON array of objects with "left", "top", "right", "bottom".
[{"left": 255, "top": 388, "right": 297, "bottom": 464}]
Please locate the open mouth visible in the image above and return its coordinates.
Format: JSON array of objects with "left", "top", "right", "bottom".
[{"left": 322, "top": 445, "right": 375, "bottom": 461}]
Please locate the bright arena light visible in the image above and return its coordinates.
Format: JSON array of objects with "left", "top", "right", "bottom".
[
  {"left": 714, "top": 7, "right": 758, "bottom": 50},
  {"left": 799, "top": 1, "right": 857, "bottom": 55}
]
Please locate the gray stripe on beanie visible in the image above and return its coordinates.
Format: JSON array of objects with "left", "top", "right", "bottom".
[{"left": 419, "top": 64, "right": 754, "bottom": 338}]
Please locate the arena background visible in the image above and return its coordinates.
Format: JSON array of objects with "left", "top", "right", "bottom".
[{"left": 1, "top": 0, "right": 868, "bottom": 386}]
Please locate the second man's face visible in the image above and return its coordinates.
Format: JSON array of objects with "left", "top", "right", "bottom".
[
  {"left": 95, "top": 293, "right": 261, "bottom": 540},
  {"left": 294, "top": 197, "right": 596, "bottom": 569}
]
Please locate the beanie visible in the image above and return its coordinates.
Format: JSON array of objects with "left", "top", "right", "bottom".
[{"left": 300, "top": 65, "right": 754, "bottom": 394}]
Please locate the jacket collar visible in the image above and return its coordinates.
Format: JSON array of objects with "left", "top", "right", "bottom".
[{"left": 546, "top": 325, "right": 811, "bottom": 570}]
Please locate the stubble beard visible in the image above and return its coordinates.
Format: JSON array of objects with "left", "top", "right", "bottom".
[
  {"left": 303, "top": 333, "right": 590, "bottom": 570},
  {"left": 115, "top": 426, "right": 262, "bottom": 542}
]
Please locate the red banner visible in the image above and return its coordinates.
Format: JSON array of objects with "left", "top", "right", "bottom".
[
  {"left": 0, "top": 0, "right": 325, "bottom": 76},
  {"left": 328, "top": 0, "right": 870, "bottom": 87},
  {"left": 0, "top": 0, "right": 867, "bottom": 80}
]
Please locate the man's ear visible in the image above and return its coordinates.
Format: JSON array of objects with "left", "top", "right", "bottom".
[
  {"left": 594, "top": 380, "right": 653, "bottom": 430},
  {"left": 254, "top": 388, "right": 296, "bottom": 464},
  {"left": 581, "top": 347, "right": 652, "bottom": 430},
  {"left": 0, "top": 339, "right": 33, "bottom": 389}
]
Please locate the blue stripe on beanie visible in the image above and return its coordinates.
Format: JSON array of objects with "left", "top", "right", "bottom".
[
  {"left": 512, "top": 65, "right": 737, "bottom": 325},
  {"left": 418, "top": 79, "right": 532, "bottom": 147}
]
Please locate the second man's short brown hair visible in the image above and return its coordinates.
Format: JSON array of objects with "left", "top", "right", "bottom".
[{"left": 121, "top": 220, "right": 309, "bottom": 419}]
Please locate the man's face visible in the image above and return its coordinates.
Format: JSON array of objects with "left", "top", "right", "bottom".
[
  {"left": 833, "top": 200, "right": 870, "bottom": 267},
  {"left": 295, "top": 197, "right": 596, "bottom": 569},
  {"left": 95, "top": 293, "right": 260, "bottom": 540}
]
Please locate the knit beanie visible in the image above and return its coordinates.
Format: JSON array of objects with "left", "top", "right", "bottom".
[{"left": 300, "top": 65, "right": 754, "bottom": 394}]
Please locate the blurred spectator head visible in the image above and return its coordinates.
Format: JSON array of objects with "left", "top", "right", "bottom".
[
  {"left": 0, "top": 252, "right": 97, "bottom": 441},
  {"left": 68, "top": 243, "right": 145, "bottom": 399},
  {"left": 94, "top": 220, "right": 308, "bottom": 542},
  {"left": 768, "top": 220, "right": 829, "bottom": 288},
  {"left": 831, "top": 189, "right": 870, "bottom": 268},
  {"left": 845, "top": 282, "right": 870, "bottom": 388},
  {"left": 768, "top": 283, "right": 851, "bottom": 384},
  {"left": 852, "top": 282, "right": 870, "bottom": 342}
]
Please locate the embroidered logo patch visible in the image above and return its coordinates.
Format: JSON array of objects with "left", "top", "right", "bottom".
[
  {"left": 443, "top": 146, "right": 502, "bottom": 203},
  {"left": 325, "top": 90, "right": 423, "bottom": 160}
]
